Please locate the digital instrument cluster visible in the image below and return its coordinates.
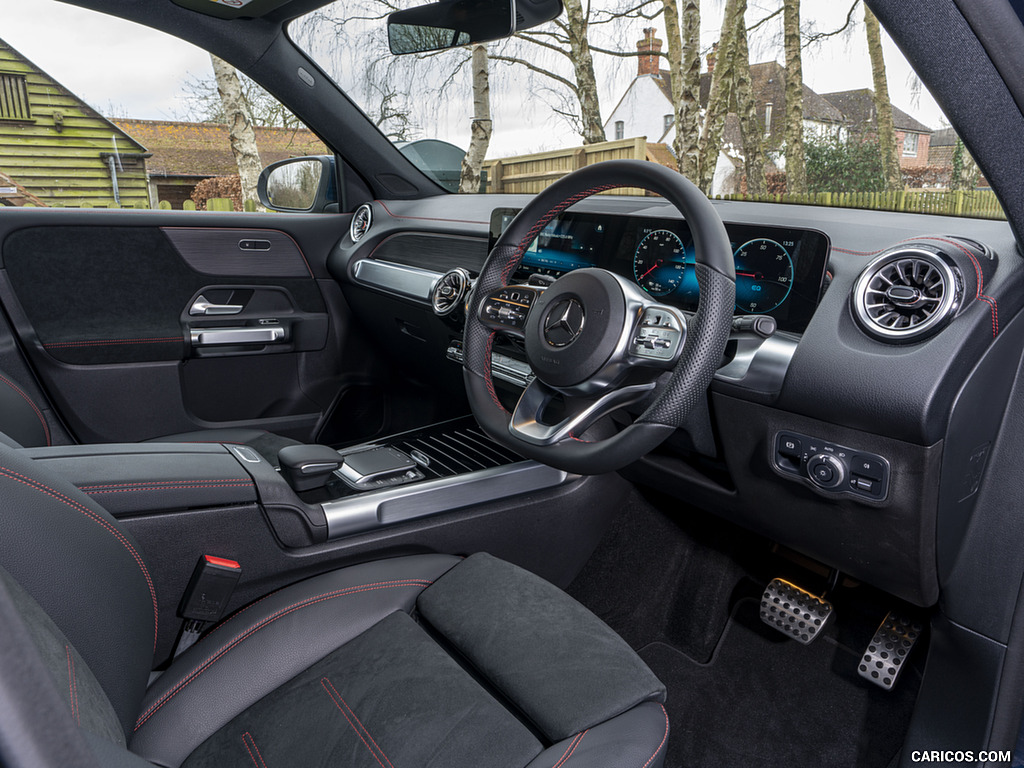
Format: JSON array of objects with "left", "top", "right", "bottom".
[{"left": 489, "top": 208, "right": 830, "bottom": 333}]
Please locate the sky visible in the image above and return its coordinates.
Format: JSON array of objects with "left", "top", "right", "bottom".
[{"left": 0, "top": 0, "right": 948, "bottom": 157}]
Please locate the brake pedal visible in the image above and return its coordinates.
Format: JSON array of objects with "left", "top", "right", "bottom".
[
  {"left": 759, "top": 578, "right": 834, "bottom": 644},
  {"left": 858, "top": 612, "right": 922, "bottom": 690}
]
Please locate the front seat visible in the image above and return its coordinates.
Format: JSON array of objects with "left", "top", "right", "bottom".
[
  {"left": 0, "top": 366, "right": 299, "bottom": 464},
  {"left": 0, "top": 443, "right": 670, "bottom": 768}
]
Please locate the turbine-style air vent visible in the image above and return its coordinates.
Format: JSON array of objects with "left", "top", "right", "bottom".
[
  {"left": 350, "top": 204, "right": 373, "bottom": 243},
  {"left": 431, "top": 268, "right": 472, "bottom": 316},
  {"left": 853, "top": 247, "right": 963, "bottom": 343}
]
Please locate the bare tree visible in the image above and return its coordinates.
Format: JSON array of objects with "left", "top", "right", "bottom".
[
  {"left": 783, "top": 0, "right": 806, "bottom": 193},
  {"left": 698, "top": 0, "right": 745, "bottom": 193},
  {"left": 210, "top": 55, "right": 263, "bottom": 207},
  {"left": 731, "top": 0, "right": 767, "bottom": 195},
  {"left": 458, "top": 44, "right": 493, "bottom": 192},
  {"left": 662, "top": 0, "right": 701, "bottom": 177},
  {"left": 181, "top": 69, "right": 300, "bottom": 128},
  {"left": 562, "top": 0, "right": 605, "bottom": 143},
  {"left": 864, "top": 4, "right": 901, "bottom": 190}
]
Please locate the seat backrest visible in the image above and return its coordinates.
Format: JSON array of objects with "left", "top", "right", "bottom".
[
  {"left": 0, "top": 442, "right": 156, "bottom": 734},
  {"left": 0, "top": 370, "right": 51, "bottom": 448}
]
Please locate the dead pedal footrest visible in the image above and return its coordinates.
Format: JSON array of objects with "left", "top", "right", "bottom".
[
  {"left": 760, "top": 578, "right": 834, "bottom": 645},
  {"left": 858, "top": 612, "right": 923, "bottom": 690}
]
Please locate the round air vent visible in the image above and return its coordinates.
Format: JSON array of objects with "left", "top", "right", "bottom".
[
  {"left": 431, "top": 268, "right": 472, "bottom": 316},
  {"left": 853, "top": 247, "right": 963, "bottom": 343},
  {"left": 350, "top": 204, "right": 373, "bottom": 243}
]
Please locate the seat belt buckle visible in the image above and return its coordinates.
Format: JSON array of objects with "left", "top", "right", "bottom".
[{"left": 173, "top": 555, "right": 241, "bottom": 658}]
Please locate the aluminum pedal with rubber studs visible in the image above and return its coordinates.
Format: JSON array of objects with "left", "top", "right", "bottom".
[
  {"left": 858, "top": 612, "right": 923, "bottom": 690},
  {"left": 759, "top": 578, "right": 834, "bottom": 645}
]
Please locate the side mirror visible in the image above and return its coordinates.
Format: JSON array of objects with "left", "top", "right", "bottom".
[
  {"left": 388, "top": 0, "right": 563, "bottom": 55},
  {"left": 257, "top": 156, "right": 338, "bottom": 213}
]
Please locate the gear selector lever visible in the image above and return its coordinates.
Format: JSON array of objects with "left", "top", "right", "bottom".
[{"left": 277, "top": 444, "right": 344, "bottom": 492}]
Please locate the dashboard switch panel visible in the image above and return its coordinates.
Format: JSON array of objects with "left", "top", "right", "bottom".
[{"left": 774, "top": 431, "right": 890, "bottom": 501}]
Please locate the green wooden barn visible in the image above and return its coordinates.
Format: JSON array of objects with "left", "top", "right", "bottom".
[{"left": 0, "top": 37, "right": 150, "bottom": 208}]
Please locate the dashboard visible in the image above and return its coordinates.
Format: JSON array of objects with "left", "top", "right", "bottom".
[{"left": 490, "top": 208, "right": 830, "bottom": 333}]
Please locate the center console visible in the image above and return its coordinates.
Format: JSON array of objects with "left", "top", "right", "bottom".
[{"left": 23, "top": 416, "right": 572, "bottom": 547}]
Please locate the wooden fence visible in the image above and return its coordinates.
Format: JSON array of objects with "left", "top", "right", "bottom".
[
  {"left": 482, "top": 137, "right": 664, "bottom": 196},
  {"left": 15, "top": 196, "right": 256, "bottom": 211},
  {"left": 715, "top": 189, "right": 1006, "bottom": 220}
]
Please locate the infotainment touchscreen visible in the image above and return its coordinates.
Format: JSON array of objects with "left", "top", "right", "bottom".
[{"left": 489, "top": 207, "right": 830, "bottom": 334}]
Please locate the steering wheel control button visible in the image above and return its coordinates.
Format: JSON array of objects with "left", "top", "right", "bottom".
[
  {"left": 481, "top": 287, "right": 536, "bottom": 332},
  {"left": 859, "top": 612, "right": 923, "bottom": 690},
  {"left": 773, "top": 431, "right": 889, "bottom": 501},
  {"left": 632, "top": 306, "right": 685, "bottom": 361},
  {"left": 759, "top": 578, "right": 834, "bottom": 645}
]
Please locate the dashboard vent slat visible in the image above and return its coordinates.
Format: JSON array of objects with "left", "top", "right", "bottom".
[
  {"left": 350, "top": 204, "right": 373, "bottom": 243},
  {"left": 853, "top": 247, "right": 963, "bottom": 343}
]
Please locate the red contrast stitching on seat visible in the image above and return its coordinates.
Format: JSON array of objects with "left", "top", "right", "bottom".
[
  {"left": 132, "top": 579, "right": 434, "bottom": 731},
  {"left": 78, "top": 480, "right": 251, "bottom": 490},
  {"left": 552, "top": 730, "right": 588, "bottom": 768},
  {"left": 640, "top": 705, "right": 669, "bottom": 768},
  {"left": 0, "top": 374, "right": 50, "bottom": 446},
  {"left": 83, "top": 483, "right": 253, "bottom": 495},
  {"left": 242, "top": 732, "right": 268, "bottom": 768},
  {"left": 65, "top": 645, "right": 80, "bottom": 725},
  {"left": 0, "top": 466, "right": 158, "bottom": 652},
  {"left": 321, "top": 677, "right": 396, "bottom": 768}
]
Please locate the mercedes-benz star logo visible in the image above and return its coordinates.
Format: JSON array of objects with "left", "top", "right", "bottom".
[{"left": 543, "top": 298, "right": 585, "bottom": 347}]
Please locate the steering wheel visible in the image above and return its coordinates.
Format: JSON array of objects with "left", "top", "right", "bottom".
[{"left": 463, "top": 160, "right": 735, "bottom": 474}]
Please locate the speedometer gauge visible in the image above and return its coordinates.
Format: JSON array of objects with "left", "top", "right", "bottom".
[
  {"left": 733, "top": 238, "right": 794, "bottom": 314},
  {"left": 633, "top": 230, "right": 686, "bottom": 297}
]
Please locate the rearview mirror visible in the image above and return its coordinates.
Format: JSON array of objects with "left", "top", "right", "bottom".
[
  {"left": 257, "top": 156, "right": 337, "bottom": 213},
  {"left": 388, "top": 0, "right": 563, "bottom": 55}
]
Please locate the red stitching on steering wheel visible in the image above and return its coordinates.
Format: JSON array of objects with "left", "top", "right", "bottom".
[{"left": 498, "top": 184, "right": 617, "bottom": 285}]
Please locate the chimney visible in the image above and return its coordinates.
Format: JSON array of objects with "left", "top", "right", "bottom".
[
  {"left": 706, "top": 42, "right": 718, "bottom": 74},
  {"left": 636, "top": 28, "right": 662, "bottom": 77}
]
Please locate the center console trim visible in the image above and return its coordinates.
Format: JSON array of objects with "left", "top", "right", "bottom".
[{"left": 321, "top": 460, "right": 570, "bottom": 538}]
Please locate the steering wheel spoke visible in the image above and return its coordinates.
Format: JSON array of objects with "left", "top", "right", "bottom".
[
  {"left": 509, "top": 377, "right": 657, "bottom": 446},
  {"left": 476, "top": 285, "right": 541, "bottom": 338}
]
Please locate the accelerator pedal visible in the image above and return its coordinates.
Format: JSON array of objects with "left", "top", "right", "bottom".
[
  {"left": 858, "top": 612, "right": 923, "bottom": 690},
  {"left": 760, "top": 578, "right": 834, "bottom": 645}
]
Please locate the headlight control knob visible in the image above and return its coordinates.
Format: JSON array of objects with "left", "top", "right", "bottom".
[{"left": 807, "top": 453, "right": 846, "bottom": 490}]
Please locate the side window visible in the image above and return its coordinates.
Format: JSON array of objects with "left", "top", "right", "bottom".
[
  {"left": 0, "top": 12, "right": 324, "bottom": 212},
  {"left": 663, "top": 114, "right": 673, "bottom": 134},
  {"left": 614, "top": 120, "right": 625, "bottom": 141},
  {"left": 902, "top": 133, "right": 919, "bottom": 157}
]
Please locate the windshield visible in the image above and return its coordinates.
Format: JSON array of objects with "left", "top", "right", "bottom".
[{"left": 292, "top": 0, "right": 1004, "bottom": 219}]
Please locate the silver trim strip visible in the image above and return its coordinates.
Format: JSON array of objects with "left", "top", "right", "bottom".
[
  {"left": 321, "top": 460, "right": 570, "bottom": 538},
  {"left": 352, "top": 259, "right": 440, "bottom": 303},
  {"left": 190, "top": 327, "right": 285, "bottom": 345}
]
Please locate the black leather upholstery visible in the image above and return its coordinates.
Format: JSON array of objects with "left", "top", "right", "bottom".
[
  {"left": 0, "top": 443, "right": 155, "bottom": 733},
  {"left": 131, "top": 555, "right": 461, "bottom": 766},
  {"left": 0, "top": 442, "right": 670, "bottom": 768}
]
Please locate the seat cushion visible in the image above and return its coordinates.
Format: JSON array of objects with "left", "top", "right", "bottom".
[
  {"left": 131, "top": 553, "right": 669, "bottom": 768},
  {"left": 183, "top": 612, "right": 542, "bottom": 768},
  {"left": 417, "top": 552, "right": 667, "bottom": 741}
]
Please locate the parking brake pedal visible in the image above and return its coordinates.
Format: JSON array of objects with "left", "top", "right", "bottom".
[
  {"left": 858, "top": 612, "right": 922, "bottom": 690},
  {"left": 760, "top": 578, "right": 834, "bottom": 645}
]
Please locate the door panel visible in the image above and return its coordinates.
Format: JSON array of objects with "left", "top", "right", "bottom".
[{"left": 0, "top": 210, "right": 379, "bottom": 447}]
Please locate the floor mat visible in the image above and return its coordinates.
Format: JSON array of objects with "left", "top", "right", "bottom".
[{"left": 640, "top": 599, "right": 919, "bottom": 768}]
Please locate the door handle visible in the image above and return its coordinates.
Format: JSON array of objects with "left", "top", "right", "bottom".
[
  {"left": 190, "top": 327, "right": 285, "bottom": 345},
  {"left": 190, "top": 295, "right": 243, "bottom": 315}
]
